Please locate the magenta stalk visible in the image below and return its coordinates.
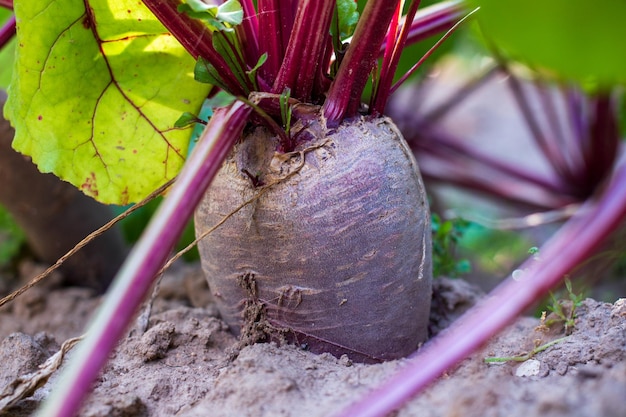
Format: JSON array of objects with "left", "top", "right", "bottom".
[
  {"left": 36, "top": 102, "right": 251, "bottom": 417},
  {"left": 0, "top": 15, "right": 15, "bottom": 49}
]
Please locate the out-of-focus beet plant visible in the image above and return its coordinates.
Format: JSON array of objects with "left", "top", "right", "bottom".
[{"left": 0, "top": 0, "right": 625, "bottom": 417}]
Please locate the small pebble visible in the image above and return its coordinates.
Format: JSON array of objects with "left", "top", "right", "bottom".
[
  {"left": 339, "top": 354, "right": 353, "bottom": 367},
  {"left": 515, "top": 359, "right": 541, "bottom": 377}
]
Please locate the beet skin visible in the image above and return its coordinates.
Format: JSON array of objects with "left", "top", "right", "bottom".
[{"left": 195, "top": 114, "right": 432, "bottom": 362}]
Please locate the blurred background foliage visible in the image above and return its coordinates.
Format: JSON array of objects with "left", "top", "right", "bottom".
[
  {"left": 0, "top": 206, "right": 24, "bottom": 268},
  {"left": 470, "top": 0, "right": 626, "bottom": 88}
]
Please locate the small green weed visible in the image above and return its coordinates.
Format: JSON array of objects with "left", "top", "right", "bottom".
[
  {"left": 527, "top": 246, "right": 584, "bottom": 334},
  {"left": 546, "top": 278, "right": 585, "bottom": 335},
  {"left": 484, "top": 336, "right": 569, "bottom": 363},
  {"left": 485, "top": 249, "right": 584, "bottom": 364}
]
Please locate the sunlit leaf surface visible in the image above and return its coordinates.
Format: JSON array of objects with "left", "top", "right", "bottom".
[{"left": 4, "top": 0, "right": 210, "bottom": 204}]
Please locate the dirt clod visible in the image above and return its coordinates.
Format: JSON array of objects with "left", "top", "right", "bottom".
[
  {"left": 138, "top": 322, "right": 175, "bottom": 362},
  {"left": 236, "top": 272, "right": 288, "bottom": 350}
]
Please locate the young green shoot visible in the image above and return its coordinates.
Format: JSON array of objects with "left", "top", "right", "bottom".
[
  {"left": 546, "top": 278, "right": 585, "bottom": 334},
  {"left": 279, "top": 87, "right": 293, "bottom": 137},
  {"left": 484, "top": 336, "right": 570, "bottom": 363}
]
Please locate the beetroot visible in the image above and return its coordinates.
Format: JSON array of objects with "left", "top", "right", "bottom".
[{"left": 195, "top": 112, "right": 431, "bottom": 362}]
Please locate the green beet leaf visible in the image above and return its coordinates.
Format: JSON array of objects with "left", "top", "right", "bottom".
[
  {"left": 178, "top": 0, "right": 242, "bottom": 31},
  {"left": 472, "top": 0, "right": 626, "bottom": 88},
  {"left": 333, "top": 0, "right": 359, "bottom": 40},
  {"left": 4, "top": 0, "right": 211, "bottom": 204}
]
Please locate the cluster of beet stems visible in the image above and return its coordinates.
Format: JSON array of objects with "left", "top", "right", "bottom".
[{"left": 0, "top": 0, "right": 625, "bottom": 416}]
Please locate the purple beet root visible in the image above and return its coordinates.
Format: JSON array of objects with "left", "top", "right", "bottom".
[{"left": 195, "top": 113, "right": 432, "bottom": 362}]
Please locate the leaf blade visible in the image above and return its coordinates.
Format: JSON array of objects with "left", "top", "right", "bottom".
[{"left": 5, "top": 0, "right": 210, "bottom": 204}]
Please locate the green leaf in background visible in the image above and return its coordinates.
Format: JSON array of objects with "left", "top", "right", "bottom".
[
  {"left": 332, "top": 0, "right": 359, "bottom": 40},
  {"left": 4, "top": 0, "right": 211, "bottom": 204},
  {"left": 188, "top": 91, "right": 235, "bottom": 153},
  {"left": 0, "top": 39, "right": 15, "bottom": 90},
  {"left": 195, "top": 56, "right": 230, "bottom": 90},
  {"left": 175, "top": 112, "right": 204, "bottom": 129},
  {"left": 113, "top": 198, "right": 199, "bottom": 262},
  {"left": 215, "top": 0, "right": 244, "bottom": 25},
  {"left": 0, "top": 205, "right": 25, "bottom": 268},
  {"left": 472, "top": 0, "right": 626, "bottom": 88}
]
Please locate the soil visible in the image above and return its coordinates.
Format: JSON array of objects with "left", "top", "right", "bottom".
[{"left": 0, "top": 261, "right": 624, "bottom": 417}]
